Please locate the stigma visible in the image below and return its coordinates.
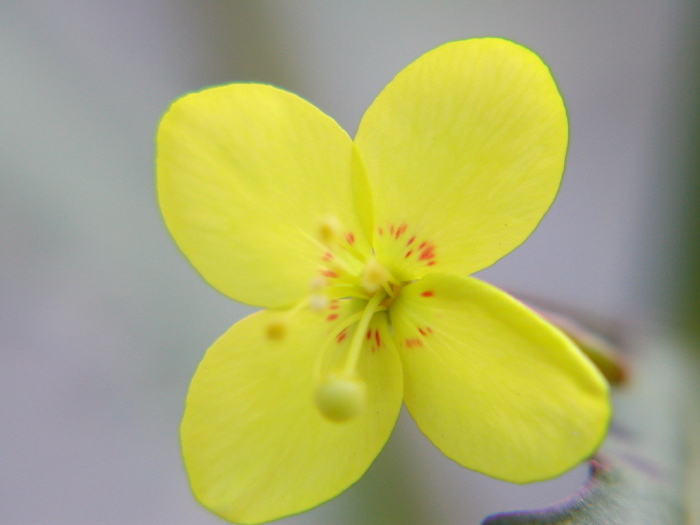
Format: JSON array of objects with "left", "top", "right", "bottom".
[{"left": 315, "top": 374, "right": 366, "bottom": 422}]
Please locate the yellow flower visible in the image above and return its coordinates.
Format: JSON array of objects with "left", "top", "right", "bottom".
[{"left": 157, "top": 38, "right": 610, "bottom": 524}]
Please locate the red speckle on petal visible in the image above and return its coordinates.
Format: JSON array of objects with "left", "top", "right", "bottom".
[
  {"left": 336, "top": 329, "right": 347, "bottom": 343},
  {"left": 407, "top": 236, "right": 416, "bottom": 246},
  {"left": 417, "top": 326, "right": 433, "bottom": 337},
  {"left": 419, "top": 245, "right": 435, "bottom": 261},
  {"left": 378, "top": 227, "right": 384, "bottom": 236},
  {"left": 374, "top": 330, "right": 381, "bottom": 347},
  {"left": 321, "top": 251, "right": 334, "bottom": 262},
  {"left": 427, "top": 261, "right": 436, "bottom": 266},
  {"left": 394, "top": 223, "right": 407, "bottom": 239},
  {"left": 418, "top": 242, "right": 427, "bottom": 249},
  {"left": 389, "top": 224, "right": 395, "bottom": 236},
  {"left": 404, "top": 250, "right": 414, "bottom": 258},
  {"left": 421, "top": 291, "right": 434, "bottom": 297},
  {"left": 366, "top": 330, "right": 372, "bottom": 340},
  {"left": 344, "top": 232, "right": 355, "bottom": 245},
  {"left": 405, "top": 338, "right": 423, "bottom": 348},
  {"left": 321, "top": 270, "right": 339, "bottom": 278},
  {"left": 326, "top": 314, "right": 339, "bottom": 321}
]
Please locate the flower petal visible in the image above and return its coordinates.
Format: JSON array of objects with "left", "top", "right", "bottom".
[
  {"left": 157, "top": 84, "right": 371, "bottom": 308},
  {"left": 355, "top": 38, "right": 567, "bottom": 280},
  {"left": 181, "top": 305, "right": 402, "bottom": 524},
  {"left": 390, "top": 273, "right": 610, "bottom": 483}
]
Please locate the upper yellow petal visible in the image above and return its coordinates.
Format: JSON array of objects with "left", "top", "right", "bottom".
[
  {"left": 390, "top": 273, "right": 610, "bottom": 483},
  {"left": 355, "top": 38, "right": 568, "bottom": 280},
  {"left": 157, "top": 83, "right": 371, "bottom": 308},
  {"left": 181, "top": 305, "right": 402, "bottom": 524}
]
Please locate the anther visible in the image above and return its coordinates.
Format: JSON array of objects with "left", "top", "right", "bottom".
[
  {"left": 314, "top": 374, "right": 365, "bottom": 422},
  {"left": 310, "top": 275, "right": 326, "bottom": 291},
  {"left": 361, "top": 257, "right": 390, "bottom": 295},
  {"left": 265, "top": 318, "right": 287, "bottom": 340},
  {"left": 317, "top": 216, "right": 341, "bottom": 246},
  {"left": 309, "top": 294, "right": 329, "bottom": 311},
  {"left": 264, "top": 300, "right": 309, "bottom": 341},
  {"left": 309, "top": 275, "right": 329, "bottom": 311}
]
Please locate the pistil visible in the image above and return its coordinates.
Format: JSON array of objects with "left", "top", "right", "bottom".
[{"left": 314, "top": 292, "right": 385, "bottom": 422}]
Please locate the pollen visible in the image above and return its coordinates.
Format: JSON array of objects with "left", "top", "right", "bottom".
[{"left": 314, "top": 374, "right": 366, "bottom": 422}]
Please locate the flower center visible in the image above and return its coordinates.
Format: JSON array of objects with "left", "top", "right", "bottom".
[
  {"left": 310, "top": 216, "right": 400, "bottom": 303},
  {"left": 265, "top": 216, "right": 402, "bottom": 423}
]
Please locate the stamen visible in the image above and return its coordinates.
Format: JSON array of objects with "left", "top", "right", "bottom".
[
  {"left": 309, "top": 294, "right": 329, "bottom": 311},
  {"left": 341, "top": 235, "right": 367, "bottom": 263},
  {"left": 324, "top": 283, "right": 371, "bottom": 300},
  {"left": 309, "top": 275, "right": 329, "bottom": 311},
  {"left": 360, "top": 257, "right": 390, "bottom": 295},
  {"left": 317, "top": 216, "right": 341, "bottom": 245},
  {"left": 264, "top": 299, "right": 310, "bottom": 341},
  {"left": 265, "top": 318, "right": 287, "bottom": 340}
]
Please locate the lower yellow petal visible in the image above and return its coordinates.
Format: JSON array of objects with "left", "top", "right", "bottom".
[
  {"left": 181, "top": 306, "right": 402, "bottom": 524},
  {"left": 390, "top": 273, "right": 610, "bottom": 483}
]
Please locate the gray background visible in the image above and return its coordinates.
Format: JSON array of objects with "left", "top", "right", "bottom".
[{"left": 1, "top": 2, "right": 698, "bottom": 524}]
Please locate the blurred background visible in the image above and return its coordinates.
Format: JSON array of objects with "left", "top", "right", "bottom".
[{"left": 1, "top": 1, "right": 699, "bottom": 524}]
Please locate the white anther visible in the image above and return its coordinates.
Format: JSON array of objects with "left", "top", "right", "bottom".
[
  {"left": 309, "top": 275, "right": 326, "bottom": 292},
  {"left": 309, "top": 294, "right": 329, "bottom": 312},
  {"left": 360, "top": 257, "right": 390, "bottom": 295}
]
